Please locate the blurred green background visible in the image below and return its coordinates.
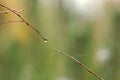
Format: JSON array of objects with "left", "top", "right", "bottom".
[{"left": 0, "top": 0, "right": 120, "bottom": 80}]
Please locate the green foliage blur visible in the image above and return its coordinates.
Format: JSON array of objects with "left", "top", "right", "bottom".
[{"left": 0, "top": 0, "right": 120, "bottom": 80}]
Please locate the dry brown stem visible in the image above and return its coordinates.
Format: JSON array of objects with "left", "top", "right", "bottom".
[
  {"left": 0, "top": 3, "right": 48, "bottom": 42},
  {"left": 0, "top": 20, "right": 23, "bottom": 25},
  {"left": 55, "top": 50, "right": 104, "bottom": 80},
  {"left": 0, "top": 8, "right": 24, "bottom": 14}
]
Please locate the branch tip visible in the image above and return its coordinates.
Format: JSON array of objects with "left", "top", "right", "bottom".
[{"left": 44, "top": 38, "right": 48, "bottom": 43}]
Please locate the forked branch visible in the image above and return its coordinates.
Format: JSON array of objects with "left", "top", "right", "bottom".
[
  {"left": 55, "top": 50, "right": 104, "bottom": 80},
  {"left": 0, "top": 3, "right": 48, "bottom": 42}
]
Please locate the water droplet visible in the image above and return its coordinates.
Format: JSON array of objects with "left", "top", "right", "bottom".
[
  {"left": 44, "top": 40, "right": 48, "bottom": 43},
  {"left": 44, "top": 39, "right": 48, "bottom": 43}
]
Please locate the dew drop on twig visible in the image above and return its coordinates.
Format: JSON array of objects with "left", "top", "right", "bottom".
[{"left": 44, "top": 39, "right": 48, "bottom": 43}]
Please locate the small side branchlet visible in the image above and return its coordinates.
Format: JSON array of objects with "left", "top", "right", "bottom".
[
  {"left": 0, "top": 8, "right": 24, "bottom": 14},
  {"left": 0, "top": 3, "right": 48, "bottom": 42},
  {"left": 0, "top": 20, "right": 23, "bottom": 25},
  {"left": 55, "top": 50, "right": 104, "bottom": 80}
]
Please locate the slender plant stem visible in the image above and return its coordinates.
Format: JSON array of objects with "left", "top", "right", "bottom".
[
  {"left": 0, "top": 10, "right": 10, "bottom": 14},
  {"left": 0, "top": 8, "right": 24, "bottom": 14},
  {"left": 0, "top": 3, "right": 48, "bottom": 42},
  {"left": 55, "top": 50, "right": 104, "bottom": 80},
  {"left": 0, "top": 20, "right": 23, "bottom": 25}
]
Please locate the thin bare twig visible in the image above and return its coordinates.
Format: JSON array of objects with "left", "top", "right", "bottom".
[
  {"left": 0, "top": 3, "right": 48, "bottom": 42},
  {"left": 0, "top": 8, "right": 24, "bottom": 14},
  {"left": 0, "top": 20, "right": 23, "bottom": 25},
  {"left": 55, "top": 50, "right": 104, "bottom": 80},
  {"left": 17, "top": 8, "right": 24, "bottom": 13},
  {"left": 0, "top": 10, "right": 10, "bottom": 14}
]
